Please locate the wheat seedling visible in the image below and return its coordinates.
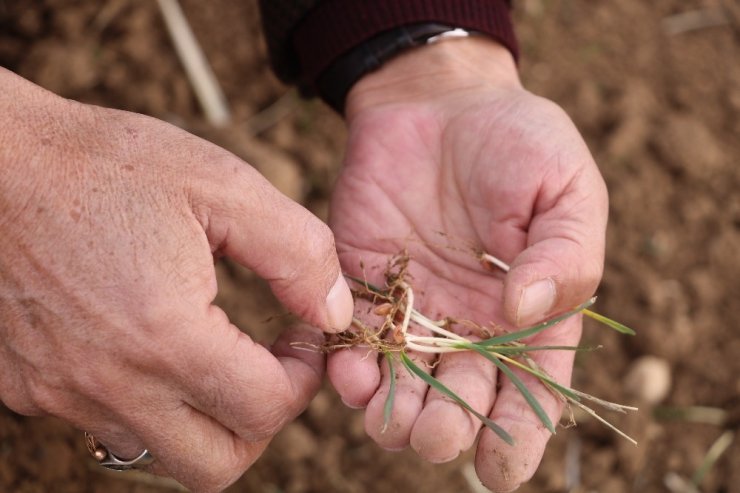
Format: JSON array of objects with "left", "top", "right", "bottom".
[{"left": 320, "top": 248, "right": 638, "bottom": 445}]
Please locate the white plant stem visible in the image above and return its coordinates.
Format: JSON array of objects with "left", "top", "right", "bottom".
[
  {"left": 568, "top": 396, "right": 638, "bottom": 446},
  {"left": 409, "top": 311, "right": 467, "bottom": 341},
  {"left": 404, "top": 340, "right": 467, "bottom": 354},
  {"left": 481, "top": 252, "right": 511, "bottom": 273},
  {"left": 398, "top": 282, "right": 414, "bottom": 338}
]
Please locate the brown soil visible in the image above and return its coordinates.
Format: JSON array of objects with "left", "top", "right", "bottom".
[{"left": 1, "top": 1, "right": 738, "bottom": 492}]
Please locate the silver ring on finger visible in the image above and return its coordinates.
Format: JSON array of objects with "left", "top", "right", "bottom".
[{"left": 84, "top": 432, "right": 155, "bottom": 471}]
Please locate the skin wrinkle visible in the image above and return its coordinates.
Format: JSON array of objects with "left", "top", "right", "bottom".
[
  {"left": 438, "top": 117, "right": 481, "bottom": 248},
  {"left": 346, "top": 69, "right": 484, "bottom": 114},
  {"left": 341, "top": 123, "right": 504, "bottom": 291},
  {"left": 339, "top": 165, "right": 412, "bottom": 239},
  {"left": 336, "top": 176, "right": 512, "bottom": 307},
  {"left": 338, "top": 237, "right": 505, "bottom": 310},
  {"left": 449, "top": 103, "right": 536, "bottom": 256}
]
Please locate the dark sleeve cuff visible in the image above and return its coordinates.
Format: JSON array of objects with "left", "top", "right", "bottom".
[{"left": 291, "top": 0, "right": 518, "bottom": 92}]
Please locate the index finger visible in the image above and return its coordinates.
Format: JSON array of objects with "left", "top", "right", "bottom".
[{"left": 174, "top": 308, "right": 325, "bottom": 442}]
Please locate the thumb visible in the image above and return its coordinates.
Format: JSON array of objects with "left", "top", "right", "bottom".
[
  {"left": 503, "top": 182, "right": 608, "bottom": 327},
  {"left": 191, "top": 154, "right": 353, "bottom": 332}
]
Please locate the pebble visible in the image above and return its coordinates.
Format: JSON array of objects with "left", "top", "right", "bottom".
[{"left": 624, "top": 355, "right": 672, "bottom": 404}]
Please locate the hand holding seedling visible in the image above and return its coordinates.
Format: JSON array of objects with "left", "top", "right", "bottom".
[
  {"left": 329, "top": 38, "right": 609, "bottom": 491},
  {"left": 0, "top": 69, "right": 353, "bottom": 492}
]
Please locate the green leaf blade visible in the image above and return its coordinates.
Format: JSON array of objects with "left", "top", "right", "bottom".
[
  {"left": 487, "top": 344, "right": 597, "bottom": 356},
  {"left": 582, "top": 309, "right": 636, "bottom": 335},
  {"left": 477, "top": 298, "right": 596, "bottom": 347},
  {"left": 399, "top": 352, "right": 514, "bottom": 445},
  {"left": 382, "top": 352, "right": 397, "bottom": 433},
  {"left": 469, "top": 347, "right": 556, "bottom": 434}
]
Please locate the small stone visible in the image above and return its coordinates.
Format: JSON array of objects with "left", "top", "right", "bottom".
[{"left": 625, "top": 356, "right": 672, "bottom": 404}]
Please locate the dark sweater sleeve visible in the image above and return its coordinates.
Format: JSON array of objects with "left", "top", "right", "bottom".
[{"left": 259, "top": 0, "right": 517, "bottom": 91}]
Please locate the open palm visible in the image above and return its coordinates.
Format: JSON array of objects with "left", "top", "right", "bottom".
[{"left": 328, "top": 87, "right": 608, "bottom": 491}]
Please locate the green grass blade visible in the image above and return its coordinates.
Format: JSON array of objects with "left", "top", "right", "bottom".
[
  {"left": 582, "top": 309, "right": 636, "bottom": 335},
  {"left": 399, "top": 352, "right": 514, "bottom": 445},
  {"left": 504, "top": 355, "right": 580, "bottom": 401},
  {"left": 691, "top": 430, "right": 735, "bottom": 486},
  {"left": 653, "top": 406, "right": 727, "bottom": 426},
  {"left": 448, "top": 341, "right": 581, "bottom": 402},
  {"left": 484, "top": 345, "right": 596, "bottom": 356},
  {"left": 468, "top": 347, "right": 556, "bottom": 434},
  {"left": 382, "top": 352, "right": 397, "bottom": 433},
  {"left": 477, "top": 298, "right": 596, "bottom": 347}
]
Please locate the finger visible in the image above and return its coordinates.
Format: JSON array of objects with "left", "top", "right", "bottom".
[
  {"left": 333, "top": 250, "right": 436, "bottom": 450},
  {"left": 327, "top": 344, "right": 381, "bottom": 409},
  {"left": 327, "top": 296, "right": 384, "bottom": 408},
  {"left": 190, "top": 154, "right": 353, "bottom": 333},
  {"left": 49, "top": 313, "right": 314, "bottom": 491},
  {"left": 83, "top": 422, "right": 149, "bottom": 466},
  {"left": 410, "top": 344, "right": 497, "bottom": 463},
  {"left": 475, "top": 316, "right": 582, "bottom": 492},
  {"left": 327, "top": 250, "right": 392, "bottom": 408},
  {"left": 21, "top": 386, "right": 152, "bottom": 468},
  {"left": 61, "top": 385, "right": 263, "bottom": 492},
  {"left": 364, "top": 348, "right": 435, "bottom": 451},
  {"left": 176, "top": 307, "right": 325, "bottom": 443},
  {"left": 127, "top": 395, "right": 268, "bottom": 492},
  {"left": 503, "top": 164, "right": 608, "bottom": 327}
]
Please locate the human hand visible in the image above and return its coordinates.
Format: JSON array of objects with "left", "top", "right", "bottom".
[
  {"left": 0, "top": 69, "right": 353, "bottom": 492},
  {"left": 328, "top": 38, "right": 607, "bottom": 491}
]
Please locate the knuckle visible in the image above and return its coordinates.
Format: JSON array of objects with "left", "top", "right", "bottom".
[
  {"left": 199, "top": 447, "right": 251, "bottom": 492},
  {"left": 534, "top": 95, "right": 571, "bottom": 123},
  {"left": 277, "top": 216, "right": 337, "bottom": 295},
  {"left": 199, "top": 470, "right": 237, "bottom": 493},
  {"left": 211, "top": 153, "right": 262, "bottom": 200},
  {"left": 139, "top": 294, "right": 181, "bottom": 331},
  {"left": 300, "top": 218, "right": 336, "bottom": 269},
  {"left": 245, "top": 382, "right": 293, "bottom": 440},
  {"left": 579, "top": 256, "right": 604, "bottom": 293},
  {"left": 136, "top": 302, "right": 188, "bottom": 362},
  {"left": 0, "top": 388, "right": 40, "bottom": 416},
  {"left": 249, "top": 401, "right": 292, "bottom": 440}
]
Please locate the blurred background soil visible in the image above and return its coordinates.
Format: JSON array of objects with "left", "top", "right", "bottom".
[{"left": 1, "top": 1, "right": 738, "bottom": 492}]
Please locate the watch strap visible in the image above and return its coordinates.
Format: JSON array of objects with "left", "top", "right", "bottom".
[{"left": 317, "top": 23, "right": 460, "bottom": 113}]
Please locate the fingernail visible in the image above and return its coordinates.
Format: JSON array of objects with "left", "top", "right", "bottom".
[
  {"left": 516, "top": 278, "right": 556, "bottom": 326},
  {"left": 326, "top": 273, "right": 354, "bottom": 332},
  {"left": 340, "top": 397, "right": 365, "bottom": 410}
]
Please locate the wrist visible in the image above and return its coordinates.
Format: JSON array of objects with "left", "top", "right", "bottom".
[{"left": 345, "top": 36, "right": 521, "bottom": 120}]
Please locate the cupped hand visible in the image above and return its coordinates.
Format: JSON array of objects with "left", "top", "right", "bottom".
[
  {"left": 328, "top": 39, "right": 608, "bottom": 491},
  {"left": 0, "top": 68, "right": 353, "bottom": 492}
]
